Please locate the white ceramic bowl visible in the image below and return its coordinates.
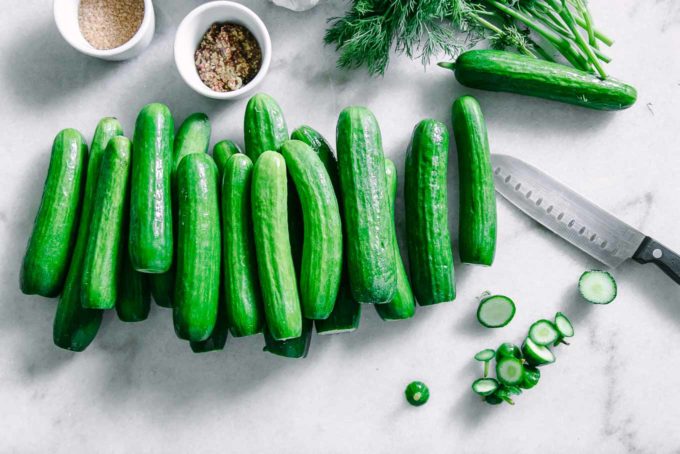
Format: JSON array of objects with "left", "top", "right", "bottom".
[
  {"left": 174, "top": 1, "right": 271, "bottom": 100},
  {"left": 53, "top": 0, "right": 155, "bottom": 61}
]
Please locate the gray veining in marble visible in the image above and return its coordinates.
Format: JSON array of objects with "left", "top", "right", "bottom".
[{"left": 1, "top": 1, "right": 679, "bottom": 453}]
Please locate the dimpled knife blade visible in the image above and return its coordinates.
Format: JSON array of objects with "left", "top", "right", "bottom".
[{"left": 491, "top": 154, "right": 645, "bottom": 268}]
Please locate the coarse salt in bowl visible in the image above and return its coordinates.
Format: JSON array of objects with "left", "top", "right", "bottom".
[
  {"left": 174, "top": 1, "right": 272, "bottom": 100},
  {"left": 53, "top": 0, "right": 155, "bottom": 61}
]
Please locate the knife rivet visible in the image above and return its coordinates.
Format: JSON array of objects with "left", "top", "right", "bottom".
[{"left": 653, "top": 248, "right": 663, "bottom": 259}]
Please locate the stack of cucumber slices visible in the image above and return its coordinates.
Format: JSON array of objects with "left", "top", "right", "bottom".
[{"left": 472, "top": 312, "right": 574, "bottom": 405}]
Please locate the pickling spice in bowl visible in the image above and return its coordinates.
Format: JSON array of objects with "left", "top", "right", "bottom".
[
  {"left": 78, "top": 0, "right": 145, "bottom": 50},
  {"left": 195, "top": 23, "right": 262, "bottom": 93}
]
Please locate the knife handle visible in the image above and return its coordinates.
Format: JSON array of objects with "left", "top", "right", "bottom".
[{"left": 632, "top": 236, "right": 680, "bottom": 284}]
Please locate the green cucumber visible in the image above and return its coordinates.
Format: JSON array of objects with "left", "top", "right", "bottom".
[
  {"left": 376, "top": 158, "right": 416, "bottom": 321},
  {"left": 263, "top": 318, "right": 312, "bottom": 359},
  {"left": 522, "top": 337, "right": 556, "bottom": 367},
  {"left": 173, "top": 154, "right": 221, "bottom": 342},
  {"left": 336, "top": 106, "right": 396, "bottom": 304},
  {"left": 116, "top": 245, "right": 150, "bottom": 322},
  {"left": 472, "top": 378, "right": 499, "bottom": 397},
  {"left": 129, "top": 103, "right": 174, "bottom": 273},
  {"left": 404, "top": 381, "right": 430, "bottom": 406},
  {"left": 81, "top": 136, "right": 132, "bottom": 309},
  {"left": 440, "top": 50, "right": 637, "bottom": 110},
  {"left": 53, "top": 118, "right": 123, "bottom": 351},
  {"left": 251, "top": 151, "right": 302, "bottom": 340},
  {"left": 519, "top": 366, "right": 541, "bottom": 390},
  {"left": 291, "top": 126, "right": 361, "bottom": 334},
  {"left": 190, "top": 308, "right": 228, "bottom": 353},
  {"left": 281, "top": 140, "right": 342, "bottom": 320},
  {"left": 477, "top": 295, "right": 515, "bottom": 328},
  {"left": 496, "top": 342, "right": 522, "bottom": 359},
  {"left": 213, "top": 139, "right": 242, "bottom": 171},
  {"left": 21, "top": 128, "right": 88, "bottom": 297},
  {"left": 244, "top": 93, "right": 288, "bottom": 161},
  {"left": 149, "top": 273, "right": 173, "bottom": 308},
  {"left": 222, "top": 154, "right": 264, "bottom": 337},
  {"left": 496, "top": 356, "right": 524, "bottom": 386},
  {"left": 172, "top": 113, "right": 211, "bottom": 183},
  {"left": 528, "top": 319, "right": 559, "bottom": 346},
  {"left": 404, "top": 119, "right": 455, "bottom": 305},
  {"left": 453, "top": 96, "right": 497, "bottom": 266},
  {"left": 554, "top": 312, "right": 575, "bottom": 339},
  {"left": 579, "top": 270, "right": 617, "bottom": 304}
]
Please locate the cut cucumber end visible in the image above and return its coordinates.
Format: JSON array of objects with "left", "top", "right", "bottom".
[
  {"left": 496, "top": 342, "right": 522, "bottom": 359},
  {"left": 528, "top": 319, "right": 559, "bottom": 346},
  {"left": 474, "top": 348, "right": 496, "bottom": 362},
  {"left": 477, "top": 295, "right": 516, "bottom": 328},
  {"left": 495, "top": 356, "right": 524, "bottom": 386},
  {"left": 522, "top": 337, "right": 556, "bottom": 367},
  {"left": 554, "top": 312, "right": 574, "bottom": 337},
  {"left": 579, "top": 270, "right": 617, "bottom": 304},
  {"left": 405, "top": 381, "right": 430, "bottom": 407},
  {"left": 472, "top": 378, "right": 499, "bottom": 397}
]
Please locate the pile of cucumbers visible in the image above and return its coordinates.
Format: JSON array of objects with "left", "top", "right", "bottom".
[{"left": 20, "top": 92, "right": 498, "bottom": 357}]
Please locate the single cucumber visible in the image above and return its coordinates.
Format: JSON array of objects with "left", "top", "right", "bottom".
[
  {"left": 496, "top": 356, "right": 524, "bottom": 386},
  {"left": 519, "top": 366, "right": 541, "bottom": 390},
  {"left": 81, "top": 136, "right": 132, "bottom": 309},
  {"left": 292, "top": 126, "right": 361, "bottom": 334},
  {"left": 21, "top": 128, "right": 88, "bottom": 297},
  {"left": 213, "top": 139, "right": 242, "bottom": 171},
  {"left": 453, "top": 96, "right": 497, "bottom": 266},
  {"left": 281, "top": 140, "right": 343, "bottom": 320},
  {"left": 53, "top": 118, "right": 123, "bottom": 350},
  {"left": 554, "top": 312, "right": 575, "bottom": 338},
  {"left": 172, "top": 112, "right": 211, "bottom": 184},
  {"left": 522, "top": 337, "right": 556, "bottom": 367},
  {"left": 129, "top": 103, "right": 174, "bottom": 273},
  {"left": 116, "top": 243, "right": 150, "bottom": 322},
  {"left": 404, "top": 119, "right": 455, "bottom": 306},
  {"left": 336, "top": 106, "right": 396, "bottom": 304},
  {"left": 440, "top": 50, "right": 637, "bottom": 110},
  {"left": 263, "top": 318, "right": 312, "bottom": 359},
  {"left": 496, "top": 342, "right": 522, "bottom": 359},
  {"left": 476, "top": 295, "right": 515, "bottom": 328},
  {"left": 376, "top": 158, "right": 416, "bottom": 321},
  {"left": 579, "top": 270, "right": 617, "bottom": 304},
  {"left": 251, "top": 151, "right": 302, "bottom": 340},
  {"left": 472, "top": 378, "right": 499, "bottom": 397},
  {"left": 173, "top": 154, "right": 221, "bottom": 342},
  {"left": 528, "top": 319, "right": 559, "bottom": 346},
  {"left": 222, "top": 154, "right": 264, "bottom": 337},
  {"left": 404, "top": 381, "right": 430, "bottom": 406},
  {"left": 244, "top": 93, "right": 288, "bottom": 161}
]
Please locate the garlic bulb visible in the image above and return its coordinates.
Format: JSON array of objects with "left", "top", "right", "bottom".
[{"left": 270, "top": 0, "right": 320, "bottom": 12}]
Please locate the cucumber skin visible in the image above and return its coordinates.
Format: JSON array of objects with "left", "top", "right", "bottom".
[
  {"left": 453, "top": 96, "right": 497, "bottom": 266},
  {"left": 292, "top": 126, "right": 361, "bottom": 334},
  {"left": 264, "top": 318, "right": 312, "bottom": 359},
  {"left": 251, "top": 151, "right": 302, "bottom": 341},
  {"left": 281, "top": 140, "right": 343, "bottom": 320},
  {"left": 173, "top": 154, "right": 221, "bottom": 342},
  {"left": 54, "top": 118, "right": 123, "bottom": 351},
  {"left": 336, "top": 106, "right": 396, "bottom": 304},
  {"left": 451, "top": 50, "right": 637, "bottom": 110},
  {"left": 81, "top": 137, "right": 132, "bottom": 309},
  {"left": 376, "top": 159, "right": 416, "bottom": 321},
  {"left": 149, "top": 273, "right": 173, "bottom": 308},
  {"left": 129, "top": 103, "right": 174, "bottom": 273},
  {"left": 116, "top": 248, "right": 150, "bottom": 322},
  {"left": 222, "top": 154, "right": 264, "bottom": 337},
  {"left": 404, "top": 119, "right": 455, "bottom": 305},
  {"left": 172, "top": 112, "right": 211, "bottom": 185},
  {"left": 21, "top": 129, "right": 88, "bottom": 297},
  {"left": 244, "top": 93, "right": 289, "bottom": 161},
  {"left": 213, "top": 140, "right": 242, "bottom": 171}
]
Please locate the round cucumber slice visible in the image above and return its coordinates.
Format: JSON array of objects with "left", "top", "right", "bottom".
[
  {"left": 519, "top": 366, "right": 541, "bottom": 389},
  {"left": 554, "top": 312, "right": 574, "bottom": 338},
  {"left": 472, "top": 378, "right": 499, "bottom": 397},
  {"left": 522, "top": 337, "right": 556, "bottom": 367},
  {"left": 528, "top": 319, "right": 559, "bottom": 346},
  {"left": 579, "top": 270, "right": 617, "bottom": 304},
  {"left": 495, "top": 356, "right": 524, "bottom": 386},
  {"left": 404, "top": 381, "right": 430, "bottom": 407},
  {"left": 477, "top": 295, "right": 515, "bottom": 328},
  {"left": 496, "top": 342, "right": 522, "bottom": 359},
  {"left": 474, "top": 348, "right": 495, "bottom": 362}
]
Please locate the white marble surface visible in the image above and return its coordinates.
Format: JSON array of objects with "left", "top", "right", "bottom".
[{"left": 1, "top": 1, "right": 680, "bottom": 453}]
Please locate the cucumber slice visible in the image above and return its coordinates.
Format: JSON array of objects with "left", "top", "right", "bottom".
[
  {"left": 484, "top": 394, "right": 503, "bottom": 405},
  {"left": 496, "top": 342, "right": 522, "bottom": 359},
  {"left": 493, "top": 386, "right": 518, "bottom": 405},
  {"left": 404, "top": 381, "right": 430, "bottom": 406},
  {"left": 495, "top": 356, "right": 524, "bottom": 386},
  {"left": 474, "top": 349, "right": 495, "bottom": 362},
  {"left": 472, "top": 378, "right": 499, "bottom": 397},
  {"left": 579, "top": 270, "right": 617, "bottom": 304},
  {"left": 476, "top": 295, "right": 515, "bottom": 328},
  {"left": 528, "top": 319, "right": 559, "bottom": 346},
  {"left": 522, "top": 337, "right": 556, "bottom": 366},
  {"left": 519, "top": 366, "right": 540, "bottom": 389},
  {"left": 554, "top": 312, "right": 574, "bottom": 338}
]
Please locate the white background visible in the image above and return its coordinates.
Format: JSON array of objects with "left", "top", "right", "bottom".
[{"left": 1, "top": 1, "right": 679, "bottom": 453}]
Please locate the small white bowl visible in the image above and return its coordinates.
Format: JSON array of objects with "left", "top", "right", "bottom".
[
  {"left": 174, "top": 1, "right": 271, "bottom": 100},
  {"left": 54, "top": 0, "right": 155, "bottom": 61}
]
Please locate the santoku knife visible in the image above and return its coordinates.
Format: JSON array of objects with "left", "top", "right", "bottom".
[{"left": 491, "top": 154, "right": 680, "bottom": 284}]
